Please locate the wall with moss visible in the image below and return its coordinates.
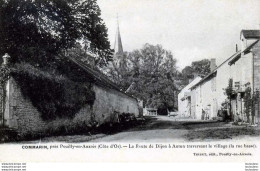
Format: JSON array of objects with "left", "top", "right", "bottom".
[
  {"left": 5, "top": 77, "right": 93, "bottom": 136},
  {"left": 4, "top": 77, "right": 139, "bottom": 137}
]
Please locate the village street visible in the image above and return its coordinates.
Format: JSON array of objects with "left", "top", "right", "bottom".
[
  {"left": 89, "top": 116, "right": 260, "bottom": 142},
  {"left": 18, "top": 116, "right": 260, "bottom": 143}
]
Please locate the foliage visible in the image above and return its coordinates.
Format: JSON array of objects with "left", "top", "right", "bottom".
[
  {"left": 118, "top": 113, "right": 137, "bottom": 123},
  {"left": 0, "top": 65, "right": 10, "bottom": 87},
  {"left": 244, "top": 88, "right": 259, "bottom": 121},
  {"left": 0, "top": 0, "right": 112, "bottom": 67},
  {"left": 225, "top": 78, "right": 233, "bottom": 99},
  {"left": 11, "top": 63, "right": 95, "bottom": 121},
  {"left": 0, "top": 65, "right": 10, "bottom": 122},
  {"left": 107, "top": 44, "right": 179, "bottom": 112},
  {"left": 190, "top": 59, "right": 211, "bottom": 76},
  {"left": 65, "top": 42, "right": 102, "bottom": 67},
  {"left": 0, "top": 0, "right": 112, "bottom": 121},
  {"left": 181, "top": 59, "right": 210, "bottom": 85},
  {"left": 244, "top": 87, "right": 252, "bottom": 122}
]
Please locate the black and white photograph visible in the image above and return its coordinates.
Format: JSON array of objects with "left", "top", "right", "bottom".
[{"left": 0, "top": 0, "right": 260, "bottom": 167}]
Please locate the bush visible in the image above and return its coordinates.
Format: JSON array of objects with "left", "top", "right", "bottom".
[
  {"left": 44, "top": 119, "right": 91, "bottom": 136},
  {"left": 118, "top": 113, "right": 137, "bottom": 123},
  {"left": 0, "top": 128, "right": 18, "bottom": 142}
]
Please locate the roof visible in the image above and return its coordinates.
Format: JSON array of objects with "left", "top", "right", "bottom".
[
  {"left": 66, "top": 55, "right": 137, "bottom": 101},
  {"left": 114, "top": 20, "right": 124, "bottom": 56},
  {"left": 179, "top": 76, "right": 202, "bottom": 93},
  {"left": 228, "top": 40, "right": 259, "bottom": 65},
  {"left": 190, "top": 39, "right": 259, "bottom": 90},
  {"left": 190, "top": 50, "right": 241, "bottom": 90},
  {"left": 241, "top": 30, "right": 260, "bottom": 39}
]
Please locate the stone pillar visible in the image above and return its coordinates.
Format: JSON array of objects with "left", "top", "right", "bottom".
[
  {"left": 2, "top": 53, "right": 11, "bottom": 127},
  {"left": 2, "top": 53, "right": 11, "bottom": 65}
]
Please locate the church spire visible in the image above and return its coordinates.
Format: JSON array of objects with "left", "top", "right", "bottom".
[{"left": 114, "top": 14, "right": 123, "bottom": 57}]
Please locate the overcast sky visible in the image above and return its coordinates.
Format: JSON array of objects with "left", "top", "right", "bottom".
[{"left": 97, "top": 0, "right": 260, "bottom": 69}]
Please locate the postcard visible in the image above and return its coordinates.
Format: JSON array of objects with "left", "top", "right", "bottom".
[{"left": 0, "top": 0, "right": 259, "bottom": 169}]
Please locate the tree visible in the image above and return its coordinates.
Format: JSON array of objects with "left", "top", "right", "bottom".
[
  {"left": 0, "top": 0, "right": 112, "bottom": 67},
  {"left": 106, "top": 52, "right": 132, "bottom": 90},
  {"left": 190, "top": 59, "right": 211, "bottom": 76},
  {"left": 108, "top": 44, "right": 179, "bottom": 113},
  {"left": 0, "top": 0, "right": 111, "bottom": 121},
  {"left": 181, "top": 59, "right": 210, "bottom": 85}
]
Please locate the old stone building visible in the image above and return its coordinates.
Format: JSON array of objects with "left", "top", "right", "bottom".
[
  {"left": 189, "top": 29, "right": 260, "bottom": 123},
  {"left": 190, "top": 58, "right": 219, "bottom": 120},
  {"left": 228, "top": 30, "right": 260, "bottom": 123}
]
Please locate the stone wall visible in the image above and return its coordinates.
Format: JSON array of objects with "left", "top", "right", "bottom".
[
  {"left": 93, "top": 84, "right": 139, "bottom": 124},
  {"left": 4, "top": 77, "right": 93, "bottom": 136},
  {"left": 3, "top": 77, "right": 139, "bottom": 136}
]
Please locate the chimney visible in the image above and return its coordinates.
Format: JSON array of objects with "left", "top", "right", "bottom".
[
  {"left": 236, "top": 44, "right": 238, "bottom": 52},
  {"left": 210, "top": 58, "right": 217, "bottom": 72}
]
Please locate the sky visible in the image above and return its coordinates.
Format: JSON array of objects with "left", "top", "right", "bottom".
[{"left": 97, "top": 0, "right": 260, "bottom": 69}]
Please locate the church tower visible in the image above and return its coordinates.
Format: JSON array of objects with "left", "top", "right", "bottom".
[{"left": 114, "top": 15, "right": 124, "bottom": 62}]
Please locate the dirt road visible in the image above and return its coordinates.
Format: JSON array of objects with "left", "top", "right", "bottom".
[
  {"left": 14, "top": 116, "right": 260, "bottom": 143},
  {"left": 90, "top": 116, "right": 260, "bottom": 142}
]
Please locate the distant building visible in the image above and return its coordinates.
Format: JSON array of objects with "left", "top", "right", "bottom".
[
  {"left": 104, "top": 16, "right": 127, "bottom": 74},
  {"left": 178, "top": 77, "right": 202, "bottom": 118},
  {"left": 114, "top": 17, "right": 124, "bottom": 61},
  {"left": 112, "top": 16, "right": 126, "bottom": 68},
  {"left": 143, "top": 108, "right": 158, "bottom": 116}
]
